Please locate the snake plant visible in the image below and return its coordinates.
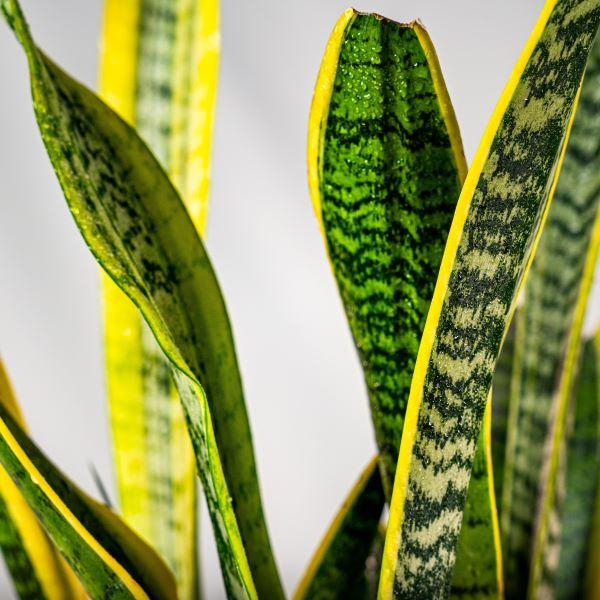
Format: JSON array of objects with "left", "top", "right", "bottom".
[{"left": 1, "top": 0, "right": 600, "bottom": 598}]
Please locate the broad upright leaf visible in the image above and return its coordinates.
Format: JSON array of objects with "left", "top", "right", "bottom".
[
  {"left": 528, "top": 210, "right": 600, "bottom": 595},
  {"left": 0, "top": 359, "right": 85, "bottom": 600},
  {"left": 0, "top": 0, "right": 282, "bottom": 597},
  {"left": 500, "top": 25, "right": 600, "bottom": 595},
  {"left": 0, "top": 360, "right": 177, "bottom": 599},
  {"left": 294, "top": 456, "right": 385, "bottom": 600},
  {"left": 379, "top": 1, "right": 600, "bottom": 597},
  {"left": 308, "top": 9, "right": 467, "bottom": 500},
  {"left": 99, "top": 1, "right": 219, "bottom": 596}
]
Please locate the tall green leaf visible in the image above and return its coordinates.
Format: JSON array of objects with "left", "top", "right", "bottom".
[
  {"left": 500, "top": 23, "right": 600, "bottom": 596},
  {"left": 0, "top": 360, "right": 176, "bottom": 599},
  {"left": 98, "top": 1, "right": 219, "bottom": 596},
  {"left": 379, "top": 0, "right": 600, "bottom": 597},
  {"left": 308, "top": 9, "right": 467, "bottom": 501},
  {"left": 0, "top": 0, "right": 282, "bottom": 596}
]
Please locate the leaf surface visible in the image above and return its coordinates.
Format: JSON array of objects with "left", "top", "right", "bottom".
[
  {"left": 0, "top": 0, "right": 282, "bottom": 596},
  {"left": 98, "top": 1, "right": 219, "bottom": 596},
  {"left": 499, "top": 23, "right": 600, "bottom": 595},
  {"left": 379, "top": 1, "right": 600, "bottom": 596}
]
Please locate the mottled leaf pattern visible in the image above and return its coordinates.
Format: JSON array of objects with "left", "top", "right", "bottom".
[{"left": 380, "top": 1, "right": 600, "bottom": 597}]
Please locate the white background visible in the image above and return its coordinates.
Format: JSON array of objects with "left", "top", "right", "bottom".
[{"left": 2, "top": 1, "right": 597, "bottom": 598}]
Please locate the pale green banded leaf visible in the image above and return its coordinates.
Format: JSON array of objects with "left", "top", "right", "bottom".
[
  {"left": 552, "top": 335, "right": 600, "bottom": 599},
  {"left": 0, "top": 360, "right": 176, "bottom": 600},
  {"left": 294, "top": 457, "right": 385, "bottom": 600},
  {"left": 0, "top": 359, "right": 85, "bottom": 600},
  {"left": 1, "top": 0, "right": 281, "bottom": 597},
  {"left": 99, "top": 1, "right": 219, "bottom": 596},
  {"left": 380, "top": 1, "right": 600, "bottom": 597},
  {"left": 528, "top": 203, "right": 600, "bottom": 594},
  {"left": 500, "top": 22, "right": 600, "bottom": 596}
]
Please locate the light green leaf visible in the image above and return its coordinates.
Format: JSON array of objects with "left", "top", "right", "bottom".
[
  {"left": 0, "top": 0, "right": 282, "bottom": 597},
  {"left": 379, "top": 0, "right": 600, "bottom": 596}
]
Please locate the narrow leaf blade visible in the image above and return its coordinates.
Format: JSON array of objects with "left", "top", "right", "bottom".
[{"left": 379, "top": 1, "right": 600, "bottom": 596}]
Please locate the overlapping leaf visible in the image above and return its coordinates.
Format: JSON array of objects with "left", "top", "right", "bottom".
[
  {"left": 379, "top": 0, "right": 600, "bottom": 596},
  {"left": 98, "top": 1, "right": 219, "bottom": 596},
  {"left": 0, "top": 0, "right": 282, "bottom": 597},
  {"left": 308, "top": 11, "right": 502, "bottom": 598}
]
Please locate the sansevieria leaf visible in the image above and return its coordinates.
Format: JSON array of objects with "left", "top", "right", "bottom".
[
  {"left": 308, "top": 11, "right": 501, "bottom": 598},
  {"left": 308, "top": 9, "right": 467, "bottom": 501},
  {"left": 500, "top": 23, "right": 600, "bottom": 596},
  {"left": 528, "top": 210, "right": 600, "bottom": 595},
  {"left": 0, "top": 0, "right": 282, "bottom": 597},
  {"left": 379, "top": 0, "right": 600, "bottom": 597},
  {"left": 294, "top": 456, "right": 385, "bottom": 600},
  {"left": 0, "top": 359, "right": 85, "bottom": 600},
  {"left": 0, "top": 358, "right": 177, "bottom": 599},
  {"left": 99, "top": 1, "right": 219, "bottom": 596}
]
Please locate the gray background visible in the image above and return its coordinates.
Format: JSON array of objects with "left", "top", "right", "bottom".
[{"left": 1, "top": 1, "right": 597, "bottom": 598}]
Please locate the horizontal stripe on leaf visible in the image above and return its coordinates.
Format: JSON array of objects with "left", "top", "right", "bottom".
[
  {"left": 501, "top": 21, "right": 600, "bottom": 597},
  {"left": 1, "top": 0, "right": 280, "bottom": 597},
  {"left": 379, "top": 0, "right": 600, "bottom": 597},
  {"left": 0, "top": 359, "right": 176, "bottom": 599}
]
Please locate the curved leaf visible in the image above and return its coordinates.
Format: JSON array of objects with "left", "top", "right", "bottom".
[
  {"left": 0, "top": 359, "right": 85, "bottom": 600},
  {"left": 294, "top": 456, "right": 385, "bottom": 600},
  {"left": 0, "top": 0, "right": 281, "bottom": 597},
  {"left": 500, "top": 24, "right": 600, "bottom": 595},
  {"left": 379, "top": 0, "right": 600, "bottom": 596},
  {"left": 99, "top": 1, "right": 219, "bottom": 596},
  {"left": 0, "top": 359, "right": 176, "bottom": 599}
]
